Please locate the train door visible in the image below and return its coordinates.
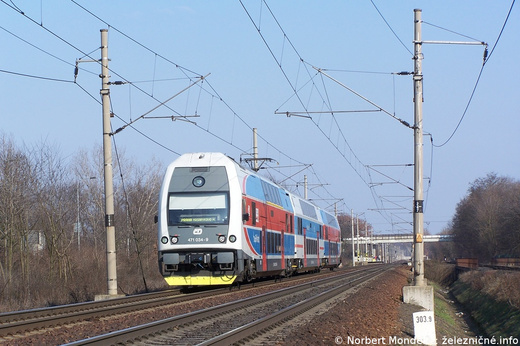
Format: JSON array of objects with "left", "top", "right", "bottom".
[
  {"left": 261, "top": 225, "right": 267, "bottom": 271},
  {"left": 280, "top": 214, "right": 286, "bottom": 270},
  {"left": 283, "top": 213, "right": 293, "bottom": 270},
  {"left": 303, "top": 224, "right": 307, "bottom": 267},
  {"left": 324, "top": 226, "right": 329, "bottom": 264},
  {"left": 316, "top": 226, "right": 320, "bottom": 267}
]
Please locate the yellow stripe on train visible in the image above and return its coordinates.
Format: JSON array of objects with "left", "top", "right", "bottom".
[{"left": 164, "top": 274, "right": 238, "bottom": 286}]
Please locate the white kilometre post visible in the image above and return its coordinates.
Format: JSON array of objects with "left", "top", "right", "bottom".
[
  {"left": 100, "top": 29, "right": 118, "bottom": 296},
  {"left": 413, "top": 9, "right": 425, "bottom": 286}
]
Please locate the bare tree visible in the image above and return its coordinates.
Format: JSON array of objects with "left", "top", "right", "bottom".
[
  {"left": 31, "top": 141, "right": 77, "bottom": 283},
  {"left": 72, "top": 147, "right": 105, "bottom": 261},
  {"left": 115, "top": 157, "right": 163, "bottom": 293},
  {"left": 0, "top": 134, "right": 35, "bottom": 304},
  {"left": 451, "top": 173, "right": 520, "bottom": 262},
  {"left": 0, "top": 139, "right": 169, "bottom": 311}
]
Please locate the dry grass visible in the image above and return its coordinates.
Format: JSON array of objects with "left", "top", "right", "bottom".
[
  {"left": 424, "top": 260, "right": 458, "bottom": 287},
  {"left": 460, "top": 270, "right": 520, "bottom": 309},
  {"left": 0, "top": 246, "right": 167, "bottom": 312}
]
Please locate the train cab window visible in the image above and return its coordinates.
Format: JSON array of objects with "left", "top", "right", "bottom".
[
  {"left": 168, "top": 192, "right": 229, "bottom": 225},
  {"left": 297, "top": 217, "right": 303, "bottom": 235},
  {"left": 242, "top": 198, "right": 247, "bottom": 220}
]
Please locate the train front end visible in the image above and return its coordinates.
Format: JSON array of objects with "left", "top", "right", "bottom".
[{"left": 157, "top": 153, "right": 243, "bottom": 286}]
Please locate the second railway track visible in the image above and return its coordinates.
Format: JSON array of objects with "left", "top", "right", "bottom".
[
  {"left": 64, "top": 264, "right": 390, "bottom": 345},
  {"left": 0, "top": 266, "right": 363, "bottom": 343}
]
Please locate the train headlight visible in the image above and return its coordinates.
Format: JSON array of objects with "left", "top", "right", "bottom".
[
  {"left": 161, "top": 236, "right": 169, "bottom": 244},
  {"left": 218, "top": 235, "right": 226, "bottom": 243},
  {"left": 192, "top": 176, "right": 205, "bottom": 187},
  {"left": 229, "top": 235, "right": 236, "bottom": 243},
  {"left": 171, "top": 236, "right": 179, "bottom": 244}
]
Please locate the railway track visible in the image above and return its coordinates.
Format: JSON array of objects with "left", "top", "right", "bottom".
[
  {"left": 0, "top": 267, "right": 353, "bottom": 343},
  {"left": 0, "top": 289, "right": 191, "bottom": 338},
  {"left": 63, "top": 265, "right": 390, "bottom": 345}
]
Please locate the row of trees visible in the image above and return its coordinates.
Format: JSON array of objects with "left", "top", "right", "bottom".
[
  {"left": 0, "top": 134, "right": 165, "bottom": 311},
  {"left": 449, "top": 173, "right": 520, "bottom": 262},
  {"left": 335, "top": 173, "right": 520, "bottom": 265},
  {"left": 428, "top": 173, "right": 520, "bottom": 263}
]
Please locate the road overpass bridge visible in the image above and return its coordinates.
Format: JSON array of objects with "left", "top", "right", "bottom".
[
  {"left": 343, "top": 234, "right": 453, "bottom": 264},
  {"left": 344, "top": 234, "right": 453, "bottom": 244}
]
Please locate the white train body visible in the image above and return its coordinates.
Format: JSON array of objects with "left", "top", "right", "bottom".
[{"left": 157, "top": 152, "right": 341, "bottom": 286}]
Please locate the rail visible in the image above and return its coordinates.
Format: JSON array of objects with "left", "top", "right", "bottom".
[{"left": 64, "top": 265, "right": 391, "bottom": 345}]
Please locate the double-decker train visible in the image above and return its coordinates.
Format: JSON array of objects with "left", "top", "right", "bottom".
[{"left": 157, "top": 152, "right": 341, "bottom": 286}]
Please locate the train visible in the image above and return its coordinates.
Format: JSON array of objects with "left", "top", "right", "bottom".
[{"left": 157, "top": 152, "right": 342, "bottom": 286}]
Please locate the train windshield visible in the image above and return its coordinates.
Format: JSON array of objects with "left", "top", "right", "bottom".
[{"left": 168, "top": 192, "right": 229, "bottom": 226}]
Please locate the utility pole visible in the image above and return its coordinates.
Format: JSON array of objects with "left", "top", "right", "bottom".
[
  {"left": 365, "top": 222, "right": 368, "bottom": 256},
  {"left": 405, "top": 8, "right": 486, "bottom": 314},
  {"left": 100, "top": 29, "right": 118, "bottom": 297},
  {"left": 253, "top": 128, "right": 259, "bottom": 171},
  {"left": 304, "top": 175, "right": 308, "bottom": 200},
  {"left": 76, "top": 181, "right": 80, "bottom": 250},
  {"left": 356, "top": 214, "right": 360, "bottom": 262},
  {"left": 244, "top": 128, "right": 273, "bottom": 171},
  {"left": 351, "top": 209, "right": 355, "bottom": 267},
  {"left": 412, "top": 9, "right": 425, "bottom": 286}
]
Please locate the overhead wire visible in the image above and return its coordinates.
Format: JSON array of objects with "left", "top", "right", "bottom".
[
  {"left": 4, "top": 0, "right": 384, "bottom": 222},
  {"left": 369, "top": 0, "right": 413, "bottom": 56},
  {"left": 69, "top": 0, "right": 314, "bottom": 173},
  {"left": 0, "top": 0, "right": 188, "bottom": 158},
  {"left": 241, "top": 0, "right": 360, "bottom": 215},
  {"left": 240, "top": 0, "right": 409, "bottom": 224},
  {"left": 4, "top": 0, "right": 406, "bottom": 223},
  {"left": 483, "top": 0, "right": 516, "bottom": 65},
  {"left": 3, "top": 0, "right": 253, "bottom": 161},
  {"left": 0, "top": 23, "right": 97, "bottom": 79},
  {"left": 0, "top": 0, "right": 99, "bottom": 67},
  {"left": 49, "top": 1, "right": 317, "bottom": 183},
  {"left": 430, "top": 0, "right": 515, "bottom": 147},
  {"left": 0, "top": 68, "right": 73, "bottom": 83},
  {"left": 69, "top": 0, "right": 200, "bottom": 77}
]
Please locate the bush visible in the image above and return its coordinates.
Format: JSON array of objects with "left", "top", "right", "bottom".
[{"left": 460, "top": 270, "right": 520, "bottom": 309}]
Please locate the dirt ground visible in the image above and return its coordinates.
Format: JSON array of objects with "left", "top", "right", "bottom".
[{"left": 280, "top": 264, "right": 478, "bottom": 345}]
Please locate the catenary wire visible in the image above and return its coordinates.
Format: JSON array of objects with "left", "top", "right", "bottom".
[
  {"left": 369, "top": 0, "right": 413, "bottom": 56},
  {"left": 432, "top": 0, "right": 515, "bottom": 147},
  {"left": 70, "top": 0, "right": 314, "bottom": 174},
  {"left": 240, "top": 0, "right": 412, "bottom": 226},
  {"left": 0, "top": 68, "right": 73, "bottom": 83}
]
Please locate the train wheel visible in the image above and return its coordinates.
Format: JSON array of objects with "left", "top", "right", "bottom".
[
  {"left": 244, "top": 260, "right": 256, "bottom": 282},
  {"left": 244, "top": 270, "right": 253, "bottom": 283}
]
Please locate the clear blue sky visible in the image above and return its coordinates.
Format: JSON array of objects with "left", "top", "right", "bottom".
[{"left": 1, "top": 1, "right": 518, "bottom": 235}]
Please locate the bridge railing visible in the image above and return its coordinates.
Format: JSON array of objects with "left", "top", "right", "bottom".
[{"left": 343, "top": 234, "right": 453, "bottom": 244}]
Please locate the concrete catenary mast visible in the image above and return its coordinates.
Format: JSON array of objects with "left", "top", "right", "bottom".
[
  {"left": 413, "top": 9, "right": 425, "bottom": 286},
  {"left": 100, "top": 29, "right": 118, "bottom": 297}
]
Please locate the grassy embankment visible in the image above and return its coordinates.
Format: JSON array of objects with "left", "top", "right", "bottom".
[{"left": 425, "top": 261, "right": 520, "bottom": 338}]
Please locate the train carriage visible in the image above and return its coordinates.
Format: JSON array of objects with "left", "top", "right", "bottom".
[{"left": 157, "top": 152, "right": 341, "bottom": 286}]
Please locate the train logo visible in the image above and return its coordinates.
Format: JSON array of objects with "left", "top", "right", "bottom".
[{"left": 193, "top": 228, "right": 203, "bottom": 235}]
